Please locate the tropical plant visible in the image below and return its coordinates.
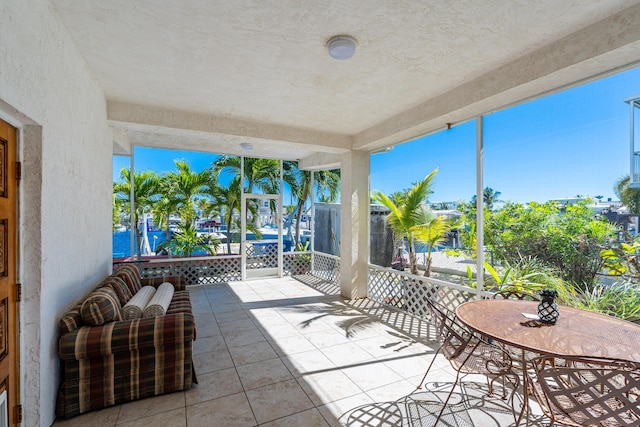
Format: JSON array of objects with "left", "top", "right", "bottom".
[
  {"left": 212, "top": 156, "right": 280, "bottom": 194},
  {"left": 467, "top": 256, "right": 575, "bottom": 304},
  {"left": 464, "top": 200, "right": 618, "bottom": 290},
  {"left": 412, "top": 204, "right": 459, "bottom": 276},
  {"left": 600, "top": 240, "right": 640, "bottom": 279},
  {"left": 614, "top": 175, "right": 640, "bottom": 214},
  {"left": 372, "top": 169, "right": 438, "bottom": 275},
  {"left": 165, "top": 160, "right": 210, "bottom": 225},
  {"left": 201, "top": 176, "right": 261, "bottom": 254},
  {"left": 291, "top": 242, "right": 311, "bottom": 274},
  {"left": 470, "top": 187, "right": 502, "bottom": 211},
  {"left": 156, "top": 222, "right": 219, "bottom": 257},
  {"left": 113, "top": 168, "right": 160, "bottom": 258},
  {"left": 212, "top": 156, "right": 280, "bottom": 233},
  {"left": 284, "top": 162, "right": 340, "bottom": 245},
  {"left": 571, "top": 281, "right": 640, "bottom": 322}
]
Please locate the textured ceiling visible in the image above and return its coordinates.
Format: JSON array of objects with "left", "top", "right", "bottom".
[{"left": 53, "top": 0, "right": 640, "bottom": 161}]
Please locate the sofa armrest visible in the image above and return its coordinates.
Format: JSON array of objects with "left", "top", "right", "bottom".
[
  {"left": 141, "top": 275, "right": 185, "bottom": 290},
  {"left": 59, "top": 312, "right": 194, "bottom": 361}
]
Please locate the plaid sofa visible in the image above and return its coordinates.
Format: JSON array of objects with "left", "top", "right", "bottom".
[{"left": 56, "top": 264, "right": 197, "bottom": 418}]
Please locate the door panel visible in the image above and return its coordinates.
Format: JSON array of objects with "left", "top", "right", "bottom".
[
  {"left": 0, "top": 119, "right": 18, "bottom": 425},
  {"left": 243, "top": 195, "right": 281, "bottom": 280}
]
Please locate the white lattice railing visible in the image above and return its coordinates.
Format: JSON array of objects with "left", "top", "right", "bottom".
[
  {"left": 368, "top": 264, "right": 478, "bottom": 319},
  {"left": 283, "top": 251, "right": 311, "bottom": 276},
  {"left": 116, "top": 255, "right": 242, "bottom": 285},
  {"left": 311, "top": 252, "right": 340, "bottom": 284}
]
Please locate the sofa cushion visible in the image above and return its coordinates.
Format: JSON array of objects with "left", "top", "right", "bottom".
[
  {"left": 142, "top": 282, "right": 174, "bottom": 317},
  {"left": 101, "top": 276, "right": 133, "bottom": 306},
  {"left": 114, "top": 264, "right": 142, "bottom": 295},
  {"left": 122, "top": 286, "right": 156, "bottom": 320},
  {"left": 59, "top": 304, "right": 83, "bottom": 334},
  {"left": 80, "top": 287, "right": 122, "bottom": 326}
]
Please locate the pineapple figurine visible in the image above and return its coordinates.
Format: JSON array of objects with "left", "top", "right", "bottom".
[{"left": 537, "top": 289, "right": 559, "bottom": 324}]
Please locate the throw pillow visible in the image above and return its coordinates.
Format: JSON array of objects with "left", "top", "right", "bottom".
[
  {"left": 114, "top": 264, "right": 142, "bottom": 295},
  {"left": 101, "top": 276, "right": 133, "bottom": 306},
  {"left": 142, "top": 282, "right": 174, "bottom": 317},
  {"left": 80, "top": 287, "right": 122, "bottom": 326},
  {"left": 122, "top": 286, "right": 156, "bottom": 320}
]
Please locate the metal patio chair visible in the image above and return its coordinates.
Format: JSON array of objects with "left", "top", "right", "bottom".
[
  {"left": 527, "top": 355, "right": 640, "bottom": 426},
  {"left": 416, "top": 299, "right": 521, "bottom": 424}
]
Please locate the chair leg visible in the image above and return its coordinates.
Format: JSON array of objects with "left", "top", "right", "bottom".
[
  {"left": 416, "top": 347, "right": 442, "bottom": 389},
  {"left": 433, "top": 369, "right": 463, "bottom": 424}
]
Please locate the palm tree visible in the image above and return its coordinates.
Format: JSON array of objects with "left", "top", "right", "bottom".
[
  {"left": 284, "top": 162, "right": 340, "bottom": 246},
  {"left": 372, "top": 169, "right": 438, "bottom": 275},
  {"left": 151, "top": 180, "right": 180, "bottom": 253},
  {"left": 614, "top": 175, "right": 640, "bottom": 214},
  {"left": 212, "top": 156, "right": 280, "bottom": 194},
  {"left": 156, "top": 222, "right": 219, "bottom": 257},
  {"left": 413, "top": 205, "right": 459, "bottom": 277},
  {"left": 113, "top": 168, "right": 160, "bottom": 258},
  {"left": 471, "top": 187, "right": 502, "bottom": 211},
  {"left": 166, "top": 160, "right": 210, "bottom": 226}
]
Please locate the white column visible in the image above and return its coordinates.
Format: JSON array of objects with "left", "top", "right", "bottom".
[
  {"left": 339, "top": 150, "right": 369, "bottom": 299},
  {"left": 475, "top": 117, "right": 484, "bottom": 298}
]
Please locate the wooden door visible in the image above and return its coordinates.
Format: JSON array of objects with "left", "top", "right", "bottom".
[{"left": 0, "top": 119, "right": 18, "bottom": 425}]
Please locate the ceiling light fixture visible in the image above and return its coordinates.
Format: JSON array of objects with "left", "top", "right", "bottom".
[
  {"left": 327, "top": 35, "right": 357, "bottom": 60},
  {"left": 240, "top": 142, "right": 253, "bottom": 151}
]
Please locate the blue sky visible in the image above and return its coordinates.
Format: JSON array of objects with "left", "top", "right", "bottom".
[
  {"left": 372, "top": 66, "right": 640, "bottom": 204},
  {"left": 115, "top": 66, "right": 640, "bottom": 204}
]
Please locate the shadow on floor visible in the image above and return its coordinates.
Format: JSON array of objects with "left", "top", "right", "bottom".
[{"left": 339, "top": 380, "right": 548, "bottom": 427}]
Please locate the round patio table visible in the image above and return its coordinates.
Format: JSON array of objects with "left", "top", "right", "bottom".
[
  {"left": 456, "top": 299, "right": 640, "bottom": 425},
  {"left": 455, "top": 299, "right": 640, "bottom": 361}
]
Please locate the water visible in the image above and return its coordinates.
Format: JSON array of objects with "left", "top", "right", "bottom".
[
  {"left": 113, "top": 230, "right": 167, "bottom": 258},
  {"left": 113, "top": 229, "right": 292, "bottom": 257}
]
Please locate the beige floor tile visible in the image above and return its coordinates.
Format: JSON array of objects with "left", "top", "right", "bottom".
[
  {"left": 53, "top": 405, "right": 120, "bottom": 427},
  {"left": 193, "top": 348, "right": 235, "bottom": 374},
  {"left": 185, "top": 367, "right": 244, "bottom": 406},
  {"left": 320, "top": 342, "right": 377, "bottom": 366},
  {"left": 218, "top": 318, "right": 260, "bottom": 334},
  {"left": 269, "top": 334, "right": 317, "bottom": 356},
  {"left": 258, "top": 322, "right": 303, "bottom": 341},
  {"left": 304, "top": 329, "right": 352, "bottom": 349},
  {"left": 354, "top": 334, "right": 422, "bottom": 358},
  {"left": 365, "top": 378, "right": 418, "bottom": 403},
  {"left": 281, "top": 349, "right": 336, "bottom": 377},
  {"left": 223, "top": 327, "right": 266, "bottom": 347},
  {"left": 297, "top": 370, "right": 363, "bottom": 405},
  {"left": 194, "top": 320, "right": 222, "bottom": 338},
  {"left": 116, "top": 407, "right": 185, "bottom": 427},
  {"left": 341, "top": 360, "right": 404, "bottom": 391},
  {"left": 212, "top": 302, "right": 243, "bottom": 314},
  {"left": 379, "top": 351, "right": 432, "bottom": 379},
  {"left": 245, "top": 378, "right": 314, "bottom": 424},
  {"left": 294, "top": 318, "right": 338, "bottom": 335},
  {"left": 116, "top": 392, "right": 185, "bottom": 424},
  {"left": 228, "top": 340, "right": 279, "bottom": 366},
  {"left": 192, "top": 334, "right": 227, "bottom": 355},
  {"left": 316, "top": 393, "right": 374, "bottom": 427},
  {"left": 236, "top": 357, "right": 293, "bottom": 390},
  {"left": 187, "top": 392, "right": 257, "bottom": 427},
  {"left": 259, "top": 408, "right": 329, "bottom": 427},
  {"left": 215, "top": 308, "right": 251, "bottom": 323}
]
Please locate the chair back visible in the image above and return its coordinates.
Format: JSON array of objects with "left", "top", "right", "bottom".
[
  {"left": 426, "top": 300, "right": 473, "bottom": 363},
  {"left": 530, "top": 356, "right": 640, "bottom": 427}
]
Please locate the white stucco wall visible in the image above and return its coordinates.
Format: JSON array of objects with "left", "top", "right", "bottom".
[{"left": 0, "top": 1, "right": 112, "bottom": 425}]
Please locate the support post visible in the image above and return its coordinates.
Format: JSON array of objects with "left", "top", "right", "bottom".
[
  {"left": 476, "top": 117, "right": 484, "bottom": 299},
  {"left": 339, "top": 151, "right": 369, "bottom": 299}
]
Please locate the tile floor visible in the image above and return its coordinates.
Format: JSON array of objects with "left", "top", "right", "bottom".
[{"left": 53, "top": 275, "right": 546, "bottom": 426}]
